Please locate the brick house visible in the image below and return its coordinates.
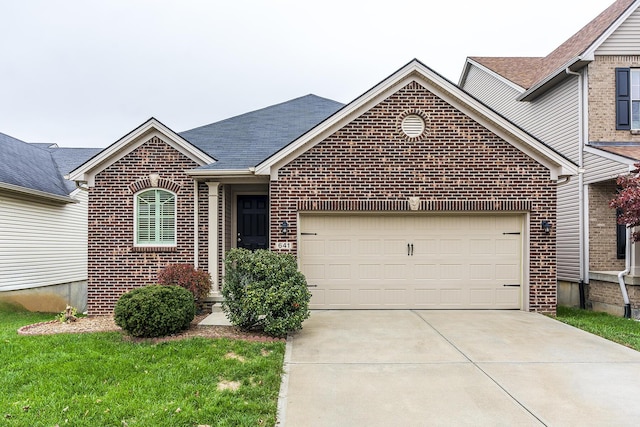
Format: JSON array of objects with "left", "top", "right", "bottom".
[
  {"left": 70, "top": 60, "right": 576, "bottom": 315},
  {"left": 459, "top": 0, "right": 640, "bottom": 317}
]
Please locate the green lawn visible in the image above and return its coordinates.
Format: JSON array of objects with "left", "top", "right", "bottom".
[
  {"left": 0, "top": 302, "right": 285, "bottom": 426},
  {"left": 556, "top": 305, "right": 640, "bottom": 351}
]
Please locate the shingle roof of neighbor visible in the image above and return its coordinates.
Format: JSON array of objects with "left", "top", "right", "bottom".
[
  {"left": 0, "top": 132, "right": 100, "bottom": 197},
  {"left": 179, "top": 94, "right": 344, "bottom": 170},
  {"left": 470, "top": 0, "right": 637, "bottom": 89}
]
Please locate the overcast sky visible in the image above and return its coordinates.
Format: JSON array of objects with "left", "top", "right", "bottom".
[{"left": 0, "top": 0, "right": 616, "bottom": 147}]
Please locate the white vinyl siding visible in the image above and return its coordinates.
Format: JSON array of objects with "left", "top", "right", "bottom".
[
  {"left": 557, "top": 179, "right": 580, "bottom": 281},
  {"left": 0, "top": 190, "right": 88, "bottom": 291},
  {"left": 462, "top": 65, "right": 580, "bottom": 162},
  {"left": 583, "top": 152, "right": 630, "bottom": 185},
  {"left": 596, "top": 7, "right": 640, "bottom": 55},
  {"left": 135, "top": 189, "right": 176, "bottom": 246}
]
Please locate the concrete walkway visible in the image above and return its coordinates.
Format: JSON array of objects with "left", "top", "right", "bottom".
[{"left": 278, "top": 310, "right": 640, "bottom": 426}]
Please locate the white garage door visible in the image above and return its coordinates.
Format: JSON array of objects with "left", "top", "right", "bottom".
[{"left": 299, "top": 214, "right": 523, "bottom": 309}]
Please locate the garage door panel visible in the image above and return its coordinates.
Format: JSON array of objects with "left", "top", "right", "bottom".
[
  {"left": 301, "top": 214, "right": 523, "bottom": 309},
  {"left": 359, "top": 264, "right": 382, "bottom": 280},
  {"left": 470, "top": 264, "right": 493, "bottom": 280},
  {"left": 359, "top": 239, "right": 383, "bottom": 254},
  {"left": 327, "top": 289, "right": 351, "bottom": 306},
  {"left": 358, "top": 289, "right": 381, "bottom": 305},
  {"left": 414, "top": 289, "right": 439, "bottom": 306},
  {"left": 328, "top": 264, "right": 351, "bottom": 280},
  {"left": 415, "top": 263, "right": 439, "bottom": 280}
]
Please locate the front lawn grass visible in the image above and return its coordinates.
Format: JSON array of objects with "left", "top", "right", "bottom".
[
  {"left": 0, "top": 301, "right": 285, "bottom": 426},
  {"left": 556, "top": 305, "right": 640, "bottom": 351}
]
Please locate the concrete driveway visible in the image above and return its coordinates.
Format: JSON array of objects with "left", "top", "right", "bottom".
[{"left": 277, "top": 310, "right": 640, "bottom": 426}]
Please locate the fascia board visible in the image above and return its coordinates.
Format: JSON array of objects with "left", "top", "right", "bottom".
[
  {"left": 186, "top": 169, "right": 254, "bottom": 177},
  {"left": 255, "top": 61, "right": 428, "bottom": 178},
  {"left": 422, "top": 74, "right": 577, "bottom": 179},
  {"left": 430, "top": 75, "right": 581, "bottom": 178},
  {"left": 585, "top": 145, "right": 638, "bottom": 165},
  {"left": 460, "top": 58, "right": 526, "bottom": 93},
  {"left": 517, "top": 57, "right": 585, "bottom": 102},
  {"left": 585, "top": 0, "right": 640, "bottom": 58},
  {"left": 68, "top": 119, "right": 215, "bottom": 186},
  {"left": 258, "top": 59, "right": 576, "bottom": 181},
  {"left": 0, "top": 182, "right": 77, "bottom": 204}
]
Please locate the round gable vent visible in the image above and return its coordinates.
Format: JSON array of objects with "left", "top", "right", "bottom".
[{"left": 401, "top": 114, "right": 425, "bottom": 138}]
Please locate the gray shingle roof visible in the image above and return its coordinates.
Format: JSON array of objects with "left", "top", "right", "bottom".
[
  {"left": 0, "top": 132, "right": 100, "bottom": 197},
  {"left": 179, "top": 94, "right": 344, "bottom": 170}
]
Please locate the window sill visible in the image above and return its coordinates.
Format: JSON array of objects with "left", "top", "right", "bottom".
[
  {"left": 132, "top": 246, "right": 177, "bottom": 253},
  {"left": 630, "top": 129, "right": 640, "bottom": 135}
]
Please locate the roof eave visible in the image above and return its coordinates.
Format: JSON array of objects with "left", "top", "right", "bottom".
[
  {"left": 68, "top": 118, "right": 216, "bottom": 186},
  {"left": 257, "top": 59, "right": 577, "bottom": 181},
  {"left": 517, "top": 57, "right": 591, "bottom": 101},
  {"left": 460, "top": 58, "right": 527, "bottom": 93},
  {"left": 0, "top": 182, "right": 77, "bottom": 204}
]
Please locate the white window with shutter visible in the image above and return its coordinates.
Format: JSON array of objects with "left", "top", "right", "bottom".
[{"left": 134, "top": 189, "right": 176, "bottom": 246}]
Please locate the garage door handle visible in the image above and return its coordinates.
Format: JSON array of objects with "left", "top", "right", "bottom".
[
  {"left": 407, "top": 244, "right": 410, "bottom": 256},
  {"left": 503, "top": 284, "right": 521, "bottom": 287},
  {"left": 410, "top": 244, "right": 414, "bottom": 256}
]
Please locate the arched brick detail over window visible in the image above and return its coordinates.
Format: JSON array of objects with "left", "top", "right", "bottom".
[{"left": 128, "top": 176, "right": 182, "bottom": 194}]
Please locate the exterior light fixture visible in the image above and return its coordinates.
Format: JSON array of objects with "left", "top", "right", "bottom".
[
  {"left": 280, "top": 220, "right": 289, "bottom": 235},
  {"left": 541, "top": 221, "right": 551, "bottom": 233}
]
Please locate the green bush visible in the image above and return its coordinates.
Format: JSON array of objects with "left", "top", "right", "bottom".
[
  {"left": 221, "top": 248, "right": 311, "bottom": 338},
  {"left": 157, "top": 263, "right": 212, "bottom": 301},
  {"left": 114, "top": 285, "right": 196, "bottom": 338}
]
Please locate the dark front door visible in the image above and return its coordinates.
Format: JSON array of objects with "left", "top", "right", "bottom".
[{"left": 237, "top": 195, "right": 268, "bottom": 250}]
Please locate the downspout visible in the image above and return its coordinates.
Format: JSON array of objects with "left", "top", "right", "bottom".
[
  {"left": 566, "top": 67, "right": 587, "bottom": 308},
  {"left": 618, "top": 226, "right": 632, "bottom": 318},
  {"left": 194, "top": 180, "right": 199, "bottom": 270}
]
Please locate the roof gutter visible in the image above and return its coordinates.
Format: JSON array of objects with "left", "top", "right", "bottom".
[
  {"left": 517, "top": 56, "right": 591, "bottom": 102},
  {"left": 0, "top": 182, "right": 77, "bottom": 204},
  {"left": 186, "top": 168, "right": 254, "bottom": 176}
]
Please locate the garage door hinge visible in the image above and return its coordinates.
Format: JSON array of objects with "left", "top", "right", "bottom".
[
  {"left": 301, "top": 232, "right": 317, "bottom": 236},
  {"left": 307, "top": 284, "right": 318, "bottom": 288},
  {"left": 502, "top": 232, "right": 521, "bottom": 235},
  {"left": 503, "top": 284, "right": 521, "bottom": 287}
]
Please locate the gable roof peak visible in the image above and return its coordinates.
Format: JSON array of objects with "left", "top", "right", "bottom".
[{"left": 465, "top": 0, "right": 639, "bottom": 95}]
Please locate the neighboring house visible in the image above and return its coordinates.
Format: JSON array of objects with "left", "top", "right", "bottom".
[
  {"left": 70, "top": 61, "right": 577, "bottom": 315},
  {"left": 0, "top": 133, "right": 101, "bottom": 312},
  {"left": 459, "top": 0, "right": 640, "bottom": 317}
]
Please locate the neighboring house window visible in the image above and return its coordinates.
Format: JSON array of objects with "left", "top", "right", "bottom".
[
  {"left": 615, "top": 68, "right": 640, "bottom": 130},
  {"left": 135, "top": 189, "right": 176, "bottom": 246}
]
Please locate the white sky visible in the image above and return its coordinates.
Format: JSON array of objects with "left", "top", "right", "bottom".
[{"left": 0, "top": 0, "right": 616, "bottom": 147}]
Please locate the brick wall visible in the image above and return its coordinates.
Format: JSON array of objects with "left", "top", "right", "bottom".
[
  {"left": 270, "top": 81, "right": 558, "bottom": 313},
  {"left": 87, "top": 136, "right": 209, "bottom": 315},
  {"left": 588, "top": 55, "right": 640, "bottom": 142},
  {"left": 589, "top": 280, "right": 640, "bottom": 318},
  {"left": 589, "top": 180, "right": 625, "bottom": 271}
]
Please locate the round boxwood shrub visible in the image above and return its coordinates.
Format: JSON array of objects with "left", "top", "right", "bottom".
[
  {"left": 114, "top": 285, "right": 196, "bottom": 338},
  {"left": 222, "top": 248, "right": 311, "bottom": 338}
]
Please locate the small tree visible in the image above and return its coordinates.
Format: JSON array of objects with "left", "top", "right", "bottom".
[
  {"left": 610, "top": 162, "right": 640, "bottom": 242},
  {"left": 157, "top": 264, "right": 212, "bottom": 301},
  {"left": 222, "top": 248, "right": 311, "bottom": 338}
]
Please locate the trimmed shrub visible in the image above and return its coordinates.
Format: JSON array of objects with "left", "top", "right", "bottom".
[
  {"left": 157, "top": 264, "right": 212, "bottom": 301},
  {"left": 222, "top": 248, "right": 311, "bottom": 338},
  {"left": 114, "top": 285, "right": 196, "bottom": 338}
]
